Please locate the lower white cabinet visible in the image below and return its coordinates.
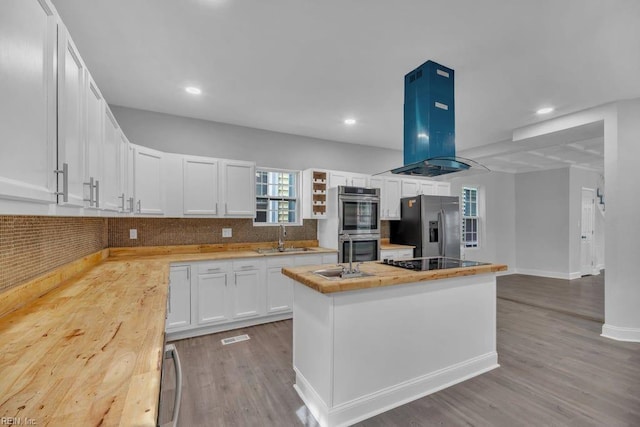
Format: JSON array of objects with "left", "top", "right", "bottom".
[
  {"left": 166, "top": 252, "right": 338, "bottom": 339},
  {"left": 166, "top": 265, "right": 192, "bottom": 331}
]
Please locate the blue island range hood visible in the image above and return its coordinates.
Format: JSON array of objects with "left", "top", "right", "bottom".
[{"left": 391, "top": 60, "right": 472, "bottom": 177}]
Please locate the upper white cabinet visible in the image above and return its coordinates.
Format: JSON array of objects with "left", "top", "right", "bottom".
[
  {"left": 220, "top": 160, "right": 255, "bottom": 217},
  {"left": 56, "top": 23, "right": 86, "bottom": 207},
  {"left": 0, "top": 0, "right": 57, "bottom": 204},
  {"left": 370, "top": 176, "right": 402, "bottom": 220},
  {"left": 133, "top": 145, "right": 164, "bottom": 215},
  {"left": 329, "top": 170, "right": 369, "bottom": 188},
  {"left": 85, "top": 75, "right": 104, "bottom": 210},
  {"left": 436, "top": 182, "right": 451, "bottom": 196},
  {"left": 101, "top": 107, "right": 121, "bottom": 212},
  {"left": 401, "top": 179, "right": 420, "bottom": 197},
  {"left": 183, "top": 156, "right": 219, "bottom": 216}
]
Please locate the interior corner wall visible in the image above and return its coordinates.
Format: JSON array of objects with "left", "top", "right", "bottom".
[
  {"left": 568, "top": 167, "right": 605, "bottom": 276},
  {"left": 515, "top": 168, "right": 571, "bottom": 279},
  {"left": 448, "top": 171, "right": 516, "bottom": 273},
  {"left": 110, "top": 105, "right": 402, "bottom": 174}
]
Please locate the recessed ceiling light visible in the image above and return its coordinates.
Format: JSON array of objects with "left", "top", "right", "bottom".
[
  {"left": 344, "top": 118, "right": 356, "bottom": 125},
  {"left": 185, "top": 86, "right": 202, "bottom": 95},
  {"left": 536, "top": 107, "right": 554, "bottom": 115}
]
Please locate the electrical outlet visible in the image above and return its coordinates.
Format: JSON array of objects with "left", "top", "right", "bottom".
[
  {"left": 222, "top": 228, "right": 232, "bottom": 238},
  {"left": 129, "top": 229, "right": 137, "bottom": 239}
]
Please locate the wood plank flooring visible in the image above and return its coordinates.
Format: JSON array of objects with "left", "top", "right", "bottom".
[{"left": 161, "top": 273, "right": 640, "bottom": 426}]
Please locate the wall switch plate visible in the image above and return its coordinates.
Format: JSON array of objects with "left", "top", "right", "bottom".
[
  {"left": 222, "top": 228, "right": 232, "bottom": 238},
  {"left": 129, "top": 229, "right": 138, "bottom": 239}
]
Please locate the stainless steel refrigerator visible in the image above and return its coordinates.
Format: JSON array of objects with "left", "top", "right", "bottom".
[{"left": 390, "top": 195, "right": 461, "bottom": 258}]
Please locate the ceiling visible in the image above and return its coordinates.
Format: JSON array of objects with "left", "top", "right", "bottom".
[{"left": 50, "top": 0, "right": 639, "bottom": 171}]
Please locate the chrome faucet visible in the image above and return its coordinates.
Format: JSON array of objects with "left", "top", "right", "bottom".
[{"left": 277, "top": 224, "right": 287, "bottom": 251}]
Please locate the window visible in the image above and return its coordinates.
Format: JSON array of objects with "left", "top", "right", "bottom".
[
  {"left": 254, "top": 169, "right": 300, "bottom": 225},
  {"left": 462, "top": 187, "right": 479, "bottom": 248}
]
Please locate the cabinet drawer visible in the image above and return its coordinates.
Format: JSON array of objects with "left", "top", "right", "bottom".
[
  {"left": 197, "top": 261, "right": 230, "bottom": 275},
  {"left": 232, "top": 259, "right": 262, "bottom": 271}
]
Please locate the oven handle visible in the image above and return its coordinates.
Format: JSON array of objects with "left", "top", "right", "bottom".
[
  {"left": 338, "top": 196, "right": 380, "bottom": 203},
  {"left": 160, "top": 344, "right": 183, "bottom": 427}
]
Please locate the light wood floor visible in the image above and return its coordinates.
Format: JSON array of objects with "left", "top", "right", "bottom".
[{"left": 162, "top": 272, "right": 640, "bottom": 426}]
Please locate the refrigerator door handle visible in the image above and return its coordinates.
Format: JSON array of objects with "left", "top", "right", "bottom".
[{"left": 439, "top": 208, "right": 447, "bottom": 257}]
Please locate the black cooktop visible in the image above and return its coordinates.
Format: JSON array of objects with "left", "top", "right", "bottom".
[{"left": 381, "top": 257, "right": 489, "bottom": 271}]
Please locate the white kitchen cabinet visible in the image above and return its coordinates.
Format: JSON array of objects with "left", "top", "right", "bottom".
[
  {"left": 380, "top": 248, "right": 414, "bottom": 261},
  {"left": 436, "top": 182, "right": 451, "bottom": 196},
  {"left": 101, "top": 107, "right": 121, "bottom": 212},
  {"left": 167, "top": 265, "right": 192, "bottom": 331},
  {"left": 401, "top": 179, "right": 420, "bottom": 197},
  {"left": 232, "top": 260, "right": 264, "bottom": 319},
  {"left": 118, "top": 132, "right": 134, "bottom": 213},
  {"left": 420, "top": 181, "right": 436, "bottom": 196},
  {"left": 56, "top": 23, "right": 86, "bottom": 207},
  {"left": 183, "top": 156, "right": 219, "bottom": 215},
  {"left": 371, "top": 176, "right": 402, "bottom": 220},
  {"left": 85, "top": 75, "right": 104, "bottom": 210},
  {"left": 0, "top": 0, "right": 57, "bottom": 204},
  {"left": 197, "top": 261, "right": 231, "bottom": 325},
  {"left": 266, "top": 256, "right": 295, "bottom": 314},
  {"left": 329, "top": 170, "right": 369, "bottom": 188},
  {"left": 220, "top": 160, "right": 255, "bottom": 217},
  {"left": 132, "top": 145, "right": 164, "bottom": 215}
]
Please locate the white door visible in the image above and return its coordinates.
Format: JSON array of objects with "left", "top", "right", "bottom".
[
  {"left": 232, "top": 270, "right": 261, "bottom": 319},
  {"left": 0, "top": 0, "right": 56, "bottom": 203},
  {"left": 580, "top": 188, "right": 595, "bottom": 276},
  {"left": 57, "top": 26, "right": 86, "bottom": 206},
  {"left": 133, "top": 146, "right": 164, "bottom": 215},
  {"left": 183, "top": 156, "right": 219, "bottom": 215},
  {"left": 221, "top": 160, "right": 255, "bottom": 216},
  {"left": 197, "top": 272, "right": 229, "bottom": 325},
  {"left": 266, "top": 264, "right": 294, "bottom": 314},
  {"left": 167, "top": 265, "right": 191, "bottom": 330}
]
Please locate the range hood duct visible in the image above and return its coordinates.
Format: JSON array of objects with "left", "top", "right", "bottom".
[{"left": 391, "top": 60, "right": 481, "bottom": 177}]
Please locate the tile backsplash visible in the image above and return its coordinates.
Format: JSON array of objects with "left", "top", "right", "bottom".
[
  {"left": 107, "top": 218, "right": 318, "bottom": 247},
  {"left": 0, "top": 216, "right": 108, "bottom": 293}
]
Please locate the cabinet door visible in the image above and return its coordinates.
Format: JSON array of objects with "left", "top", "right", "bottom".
[
  {"left": 119, "top": 132, "right": 132, "bottom": 213},
  {"left": 419, "top": 181, "right": 436, "bottom": 196},
  {"left": 266, "top": 266, "right": 294, "bottom": 314},
  {"left": 183, "top": 156, "right": 219, "bottom": 215},
  {"left": 329, "top": 171, "right": 348, "bottom": 188},
  {"left": 221, "top": 160, "right": 255, "bottom": 217},
  {"left": 133, "top": 146, "right": 164, "bottom": 215},
  {"left": 436, "top": 182, "right": 451, "bottom": 196},
  {"left": 385, "top": 178, "right": 402, "bottom": 220},
  {"left": 401, "top": 179, "right": 420, "bottom": 197},
  {"left": 56, "top": 25, "right": 86, "bottom": 206},
  {"left": 232, "top": 270, "right": 261, "bottom": 319},
  {"left": 101, "top": 107, "right": 120, "bottom": 211},
  {"left": 351, "top": 174, "right": 368, "bottom": 187},
  {"left": 0, "top": 0, "right": 56, "bottom": 203},
  {"left": 85, "top": 76, "right": 103, "bottom": 209},
  {"left": 197, "top": 273, "right": 229, "bottom": 325},
  {"left": 167, "top": 265, "right": 191, "bottom": 330}
]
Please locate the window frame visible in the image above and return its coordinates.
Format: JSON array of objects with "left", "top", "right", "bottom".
[
  {"left": 461, "top": 186, "right": 481, "bottom": 249},
  {"left": 253, "top": 167, "right": 302, "bottom": 227}
]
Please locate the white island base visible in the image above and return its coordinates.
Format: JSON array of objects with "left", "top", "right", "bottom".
[{"left": 292, "top": 273, "right": 499, "bottom": 427}]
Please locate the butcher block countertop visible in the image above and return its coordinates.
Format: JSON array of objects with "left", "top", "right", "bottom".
[
  {"left": 282, "top": 261, "right": 508, "bottom": 294},
  {"left": 0, "top": 242, "right": 336, "bottom": 426}
]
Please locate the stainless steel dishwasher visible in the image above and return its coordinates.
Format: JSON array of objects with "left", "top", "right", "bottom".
[{"left": 157, "top": 343, "right": 183, "bottom": 427}]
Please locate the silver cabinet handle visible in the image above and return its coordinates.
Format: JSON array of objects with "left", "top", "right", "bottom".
[
  {"left": 128, "top": 197, "right": 134, "bottom": 213},
  {"left": 239, "top": 265, "right": 254, "bottom": 270},
  {"left": 84, "top": 177, "right": 95, "bottom": 206},
  {"left": 206, "top": 267, "right": 221, "bottom": 272},
  {"left": 137, "top": 199, "right": 141, "bottom": 213},
  {"left": 54, "top": 163, "right": 69, "bottom": 203},
  {"left": 161, "top": 344, "right": 182, "bottom": 427},
  {"left": 118, "top": 193, "right": 125, "bottom": 212},
  {"left": 94, "top": 180, "right": 100, "bottom": 208}
]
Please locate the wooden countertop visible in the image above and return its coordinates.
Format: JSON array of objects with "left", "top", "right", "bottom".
[
  {"left": 282, "top": 261, "right": 508, "bottom": 294},
  {"left": 0, "top": 243, "right": 337, "bottom": 426},
  {"left": 379, "top": 238, "right": 415, "bottom": 251}
]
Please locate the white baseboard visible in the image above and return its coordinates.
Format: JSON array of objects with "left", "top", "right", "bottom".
[
  {"left": 166, "top": 312, "right": 292, "bottom": 341},
  {"left": 601, "top": 324, "right": 640, "bottom": 342},
  {"left": 515, "top": 268, "right": 574, "bottom": 280},
  {"left": 295, "top": 352, "right": 499, "bottom": 427}
]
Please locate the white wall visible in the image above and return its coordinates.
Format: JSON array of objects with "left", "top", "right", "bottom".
[
  {"left": 449, "top": 171, "right": 516, "bottom": 273},
  {"left": 111, "top": 105, "right": 402, "bottom": 173},
  {"left": 515, "top": 168, "right": 571, "bottom": 279}
]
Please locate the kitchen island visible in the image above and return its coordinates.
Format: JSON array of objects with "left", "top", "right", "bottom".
[{"left": 282, "top": 260, "right": 507, "bottom": 427}]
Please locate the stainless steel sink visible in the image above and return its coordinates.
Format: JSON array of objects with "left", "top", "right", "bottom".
[
  {"left": 255, "top": 247, "right": 314, "bottom": 254},
  {"left": 313, "top": 268, "right": 373, "bottom": 280}
]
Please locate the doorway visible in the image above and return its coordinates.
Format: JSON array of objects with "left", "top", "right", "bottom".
[{"left": 580, "top": 188, "right": 595, "bottom": 276}]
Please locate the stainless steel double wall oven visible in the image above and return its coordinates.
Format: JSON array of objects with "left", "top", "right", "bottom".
[{"left": 336, "top": 186, "right": 381, "bottom": 262}]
